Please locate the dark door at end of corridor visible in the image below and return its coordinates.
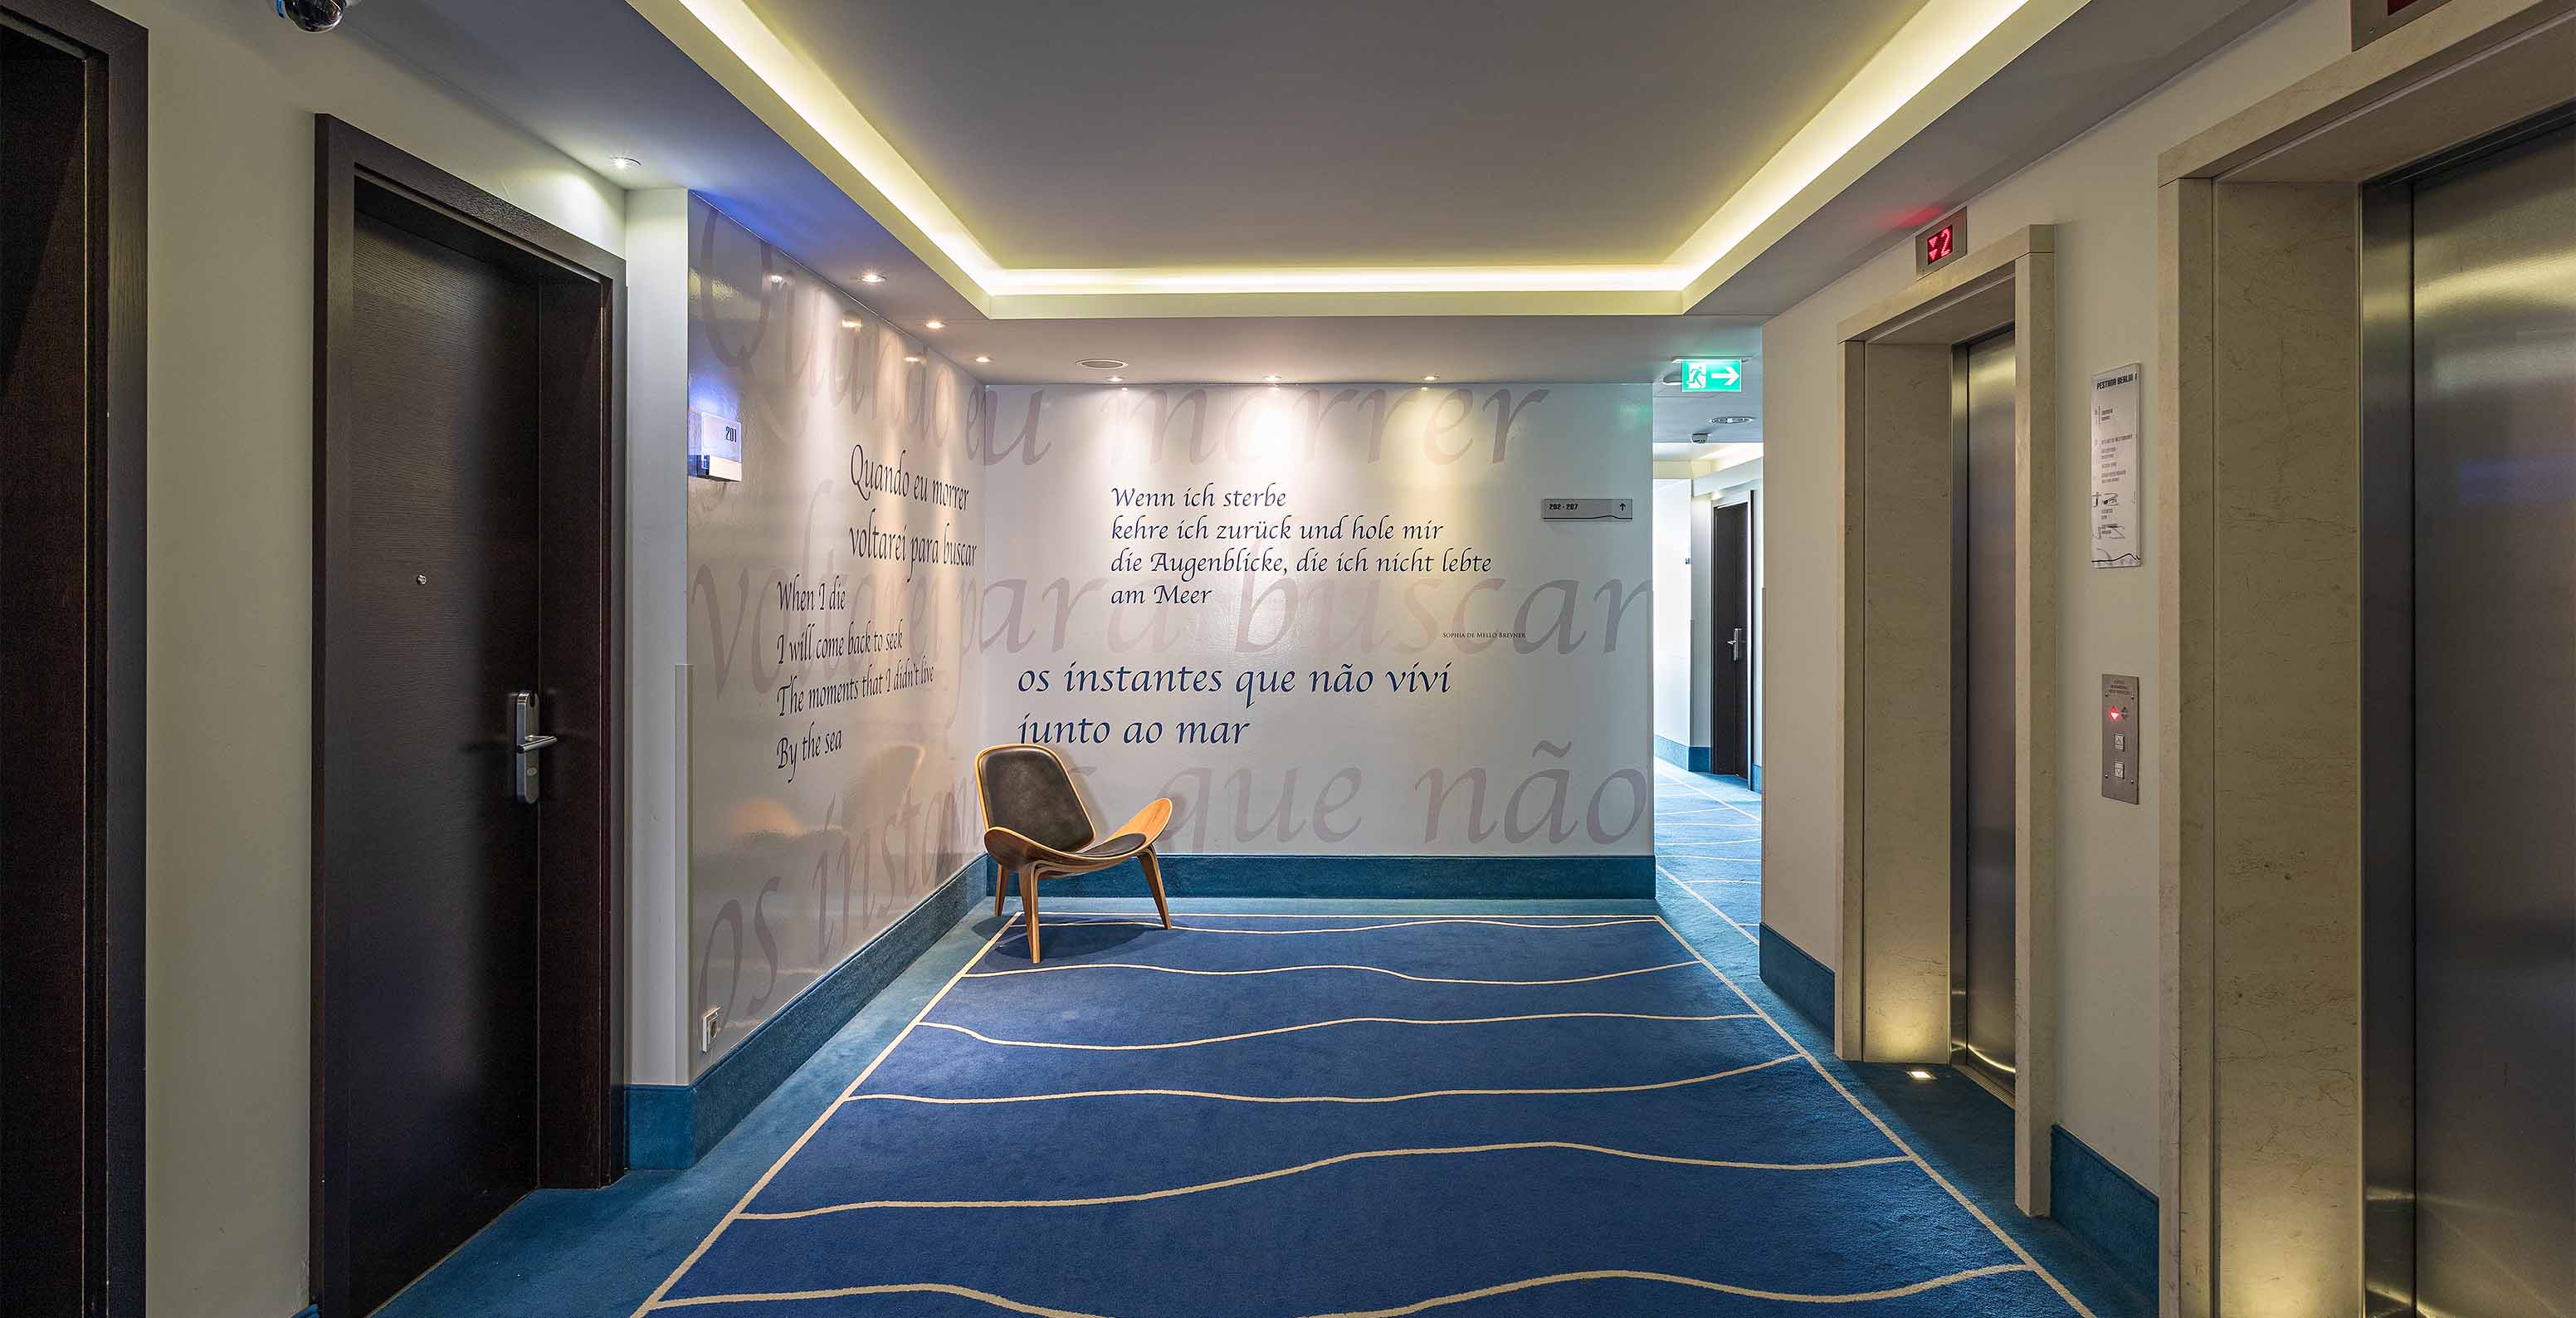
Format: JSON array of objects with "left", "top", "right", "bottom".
[{"left": 1710, "top": 499, "right": 1752, "bottom": 778}]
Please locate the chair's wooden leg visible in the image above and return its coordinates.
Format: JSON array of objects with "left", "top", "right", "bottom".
[
  {"left": 1139, "top": 847, "right": 1172, "bottom": 929},
  {"left": 994, "top": 864, "right": 1010, "bottom": 917},
  {"left": 1021, "top": 866, "right": 1042, "bottom": 963}
]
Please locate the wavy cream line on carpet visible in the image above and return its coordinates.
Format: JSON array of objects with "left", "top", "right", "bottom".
[
  {"left": 738, "top": 1141, "right": 1912, "bottom": 1218},
  {"left": 1660, "top": 866, "right": 1762, "bottom": 947},
  {"left": 915, "top": 1011, "right": 1759, "bottom": 1051},
  {"left": 644, "top": 1263, "right": 2035, "bottom": 1312},
  {"left": 993, "top": 916, "right": 1661, "bottom": 937},
  {"left": 962, "top": 960, "right": 1697, "bottom": 986},
  {"left": 1644, "top": 916, "right": 2099, "bottom": 1318},
  {"left": 836, "top": 1053, "right": 1798, "bottom": 1107}
]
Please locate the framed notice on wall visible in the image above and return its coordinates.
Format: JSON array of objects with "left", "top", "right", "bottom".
[{"left": 2091, "top": 364, "right": 2142, "bottom": 569}]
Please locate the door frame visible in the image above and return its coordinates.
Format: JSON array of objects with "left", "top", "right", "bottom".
[
  {"left": 1833, "top": 225, "right": 2060, "bottom": 1214},
  {"left": 2153, "top": 2, "right": 2573, "bottom": 1308},
  {"left": 1708, "top": 498, "right": 1753, "bottom": 777},
  {"left": 310, "top": 115, "right": 626, "bottom": 1317},
  {"left": 0, "top": 1, "right": 145, "bottom": 1313}
]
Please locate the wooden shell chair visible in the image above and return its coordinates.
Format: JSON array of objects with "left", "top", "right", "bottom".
[{"left": 973, "top": 744, "right": 1173, "bottom": 962}]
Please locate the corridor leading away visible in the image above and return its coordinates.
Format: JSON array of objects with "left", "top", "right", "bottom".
[
  {"left": 373, "top": 770, "right": 2147, "bottom": 1318},
  {"left": 1653, "top": 763, "right": 1765, "bottom": 941}
]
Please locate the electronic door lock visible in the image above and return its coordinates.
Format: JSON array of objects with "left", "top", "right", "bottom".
[{"left": 509, "top": 691, "right": 555, "bottom": 804}]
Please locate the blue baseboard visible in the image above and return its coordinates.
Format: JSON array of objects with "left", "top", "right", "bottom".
[
  {"left": 289, "top": 1308, "right": 319, "bottom": 1318},
  {"left": 1758, "top": 923, "right": 1835, "bottom": 1032},
  {"left": 2051, "top": 1125, "right": 2159, "bottom": 1301},
  {"left": 998, "top": 852, "right": 1655, "bottom": 901},
  {"left": 625, "top": 858, "right": 978, "bottom": 1169},
  {"left": 1652, "top": 736, "right": 1722, "bottom": 775},
  {"left": 1749, "top": 763, "right": 1762, "bottom": 792}
]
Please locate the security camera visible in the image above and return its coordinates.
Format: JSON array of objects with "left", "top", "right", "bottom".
[
  {"left": 1690, "top": 431, "right": 1712, "bottom": 444},
  {"left": 275, "top": 0, "right": 356, "bottom": 32}
]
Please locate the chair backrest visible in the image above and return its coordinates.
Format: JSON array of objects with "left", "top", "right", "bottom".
[{"left": 976, "top": 745, "right": 1095, "bottom": 852}]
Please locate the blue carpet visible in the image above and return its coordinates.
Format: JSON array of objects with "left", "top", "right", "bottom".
[
  {"left": 378, "top": 756, "right": 2145, "bottom": 1318},
  {"left": 636, "top": 910, "right": 2096, "bottom": 1316}
]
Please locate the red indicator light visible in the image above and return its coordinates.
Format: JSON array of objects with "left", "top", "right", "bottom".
[
  {"left": 1924, "top": 225, "right": 1954, "bottom": 265},
  {"left": 2108, "top": 707, "right": 2122, "bottom": 720}
]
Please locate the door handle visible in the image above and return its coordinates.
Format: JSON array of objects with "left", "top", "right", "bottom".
[
  {"left": 1729, "top": 627, "right": 1744, "bottom": 661},
  {"left": 509, "top": 691, "right": 555, "bottom": 803}
]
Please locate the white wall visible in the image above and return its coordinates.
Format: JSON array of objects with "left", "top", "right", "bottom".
[
  {"left": 628, "top": 189, "right": 693, "bottom": 1086},
  {"left": 683, "top": 198, "right": 985, "bottom": 1071},
  {"left": 1651, "top": 479, "right": 1693, "bottom": 750},
  {"left": 116, "top": 3, "right": 625, "bottom": 1315},
  {"left": 980, "top": 384, "right": 1653, "bottom": 858},
  {"left": 1755, "top": 0, "right": 2351, "bottom": 1182}
]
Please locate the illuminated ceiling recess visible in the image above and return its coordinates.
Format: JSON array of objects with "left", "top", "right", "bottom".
[{"left": 626, "top": 0, "right": 2081, "bottom": 320}]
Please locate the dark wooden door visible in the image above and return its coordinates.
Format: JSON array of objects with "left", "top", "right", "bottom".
[
  {"left": 315, "top": 117, "right": 622, "bottom": 1318},
  {"left": 334, "top": 210, "right": 545, "bottom": 1315},
  {"left": 1709, "top": 500, "right": 1752, "bottom": 777},
  {"left": 1, "top": 4, "right": 145, "bottom": 1315}
]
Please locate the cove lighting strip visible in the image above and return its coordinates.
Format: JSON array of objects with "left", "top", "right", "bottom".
[{"left": 636, "top": 0, "right": 2064, "bottom": 313}]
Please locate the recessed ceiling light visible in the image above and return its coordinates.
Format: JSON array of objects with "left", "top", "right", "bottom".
[
  {"left": 859, "top": 271, "right": 885, "bottom": 284},
  {"left": 1105, "top": 375, "right": 1124, "bottom": 383},
  {"left": 1422, "top": 375, "right": 1440, "bottom": 382},
  {"left": 1077, "top": 359, "right": 1128, "bottom": 370},
  {"left": 904, "top": 354, "right": 923, "bottom": 364},
  {"left": 973, "top": 354, "right": 992, "bottom": 364},
  {"left": 1261, "top": 374, "right": 1281, "bottom": 383},
  {"left": 1715, "top": 415, "right": 1756, "bottom": 425},
  {"left": 842, "top": 318, "right": 861, "bottom": 330},
  {"left": 607, "top": 156, "right": 642, "bottom": 172},
  {"left": 925, "top": 319, "right": 945, "bottom": 330},
  {"left": 767, "top": 274, "right": 785, "bottom": 286}
]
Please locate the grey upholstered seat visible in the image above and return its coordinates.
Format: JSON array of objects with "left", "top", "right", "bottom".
[
  {"left": 978, "top": 744, "right": 1095, "bottom": 852},
  {"left": 1076, "top": 832, "right": 1146, "bottom": 858}
]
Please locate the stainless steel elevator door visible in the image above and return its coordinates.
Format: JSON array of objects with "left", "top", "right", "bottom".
[
  {"left": 1960, "top": 330, "right": 2018, "bottom": 1092},
  {"left": 2410, "top": 123, "right": 2575, "bottom": 1318}
]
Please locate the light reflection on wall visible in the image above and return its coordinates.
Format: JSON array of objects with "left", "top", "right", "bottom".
[{"left": 682, "top": 197, "right": 984, "bottom": 1074}]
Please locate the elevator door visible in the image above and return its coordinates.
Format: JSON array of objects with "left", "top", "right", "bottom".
[
  {"left": 1958, "top": 330, "right": 2017, "bottom": 1093},
  {"left": 2408, "top": 124, "right": 2575, "bottom": 1318}
]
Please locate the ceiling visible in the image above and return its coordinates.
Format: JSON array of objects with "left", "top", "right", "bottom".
[
  {"left": 749, "top": 0, "right": 1930, "bottom": 270},
  {"left": 899, "top": 313, "right": 1759, "bottom": 388},
  {"left": 1651, "top": 363, "right": 1767, "bottom": 454},
  {"left": 627, "top": 0, "right": 2115, "bottom": 315},
  {"left": 346, "top": 0, "right": 2301, "bottom": 437}
]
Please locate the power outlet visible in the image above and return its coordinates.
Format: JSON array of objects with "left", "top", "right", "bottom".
[{"left": 700, "top": 1007, "right": 722, "bottom": 1053}]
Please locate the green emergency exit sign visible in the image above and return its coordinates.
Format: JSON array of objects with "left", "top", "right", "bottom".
[{"left": 1680, "top": 359, "right": 1744, "bottom": 392}]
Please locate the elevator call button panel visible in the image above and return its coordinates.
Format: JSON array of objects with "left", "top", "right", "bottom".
[{"left": 2102, "top": 674, "right": 2140, "bottom": 804}]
